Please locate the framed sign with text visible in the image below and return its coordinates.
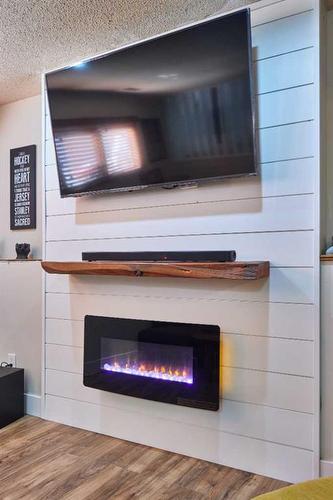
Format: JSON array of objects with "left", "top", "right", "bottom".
[{"left": 10, "top": 145, "right": 36, "bottom": 230}]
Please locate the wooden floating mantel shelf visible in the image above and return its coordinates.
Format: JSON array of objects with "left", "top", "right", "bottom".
[
  {"left": 321, "top": 255, "right": 333, "bottom": 261},
  {"left": 41, "top": 260, "right": 270, "bottom": 281}
]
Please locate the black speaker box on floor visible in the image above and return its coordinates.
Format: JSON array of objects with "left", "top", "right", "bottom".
[{"left": 0, "top": 367, "right": 24, "bottom": 428}]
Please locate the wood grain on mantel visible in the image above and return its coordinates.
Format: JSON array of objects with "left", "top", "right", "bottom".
[
  {"left": 41, "top": 260, "right": 270, "bottom": 280},
  {"left": 321, "top": 255, "right": 333, "bottom": 261}
]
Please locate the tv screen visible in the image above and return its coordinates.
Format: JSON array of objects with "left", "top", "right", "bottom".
[{"left": 46, "top": 9, "right": 256, "bottom": 198}]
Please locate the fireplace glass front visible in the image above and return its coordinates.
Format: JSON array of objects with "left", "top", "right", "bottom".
[{"left": 84, "top": 316, "right": 220, "bottom": 410}]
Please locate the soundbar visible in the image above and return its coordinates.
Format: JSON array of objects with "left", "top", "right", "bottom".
[{"left": 82, "top": 251, "right": 237, "bottom": 263}]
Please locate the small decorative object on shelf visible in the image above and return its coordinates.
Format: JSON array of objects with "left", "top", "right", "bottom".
[
  {"left": 15, "top": 243, "right": 30, "bottom": 260},
  {"left": 326, "top": 237, "right": 333, "bottom": 255}
]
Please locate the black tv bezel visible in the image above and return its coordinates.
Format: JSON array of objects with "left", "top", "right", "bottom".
[{"left": 45, "top": 8, "right": 258, "bottom": 199}]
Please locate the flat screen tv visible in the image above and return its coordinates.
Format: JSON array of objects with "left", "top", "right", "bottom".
[{"left": 46, "top": 9, "right": 256, "bottom": 198}]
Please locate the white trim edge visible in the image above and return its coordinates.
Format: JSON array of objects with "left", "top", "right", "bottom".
[
  {"left": 320, "top": 460, "right": 333, "bottom": 477},
  {"left": 25, "top": 393, "right": 42, "bottom": 417}
]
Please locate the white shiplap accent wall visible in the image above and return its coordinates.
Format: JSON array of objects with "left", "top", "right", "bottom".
[{"left": 42, "top": 0, "right": 321, "bottom": 483}]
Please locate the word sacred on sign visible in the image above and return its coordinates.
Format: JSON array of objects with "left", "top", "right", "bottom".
[{"left": 10, "top": 145, "right": 36, "bottom": 230}]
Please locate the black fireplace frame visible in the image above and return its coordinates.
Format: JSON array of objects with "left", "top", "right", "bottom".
[{"left": 83, "top": 315, "right": 220, "bottom": 411}]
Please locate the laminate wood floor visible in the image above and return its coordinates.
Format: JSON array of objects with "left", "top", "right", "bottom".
[{"left": 0, "top": 416, "right": 289, "bottom": 500}]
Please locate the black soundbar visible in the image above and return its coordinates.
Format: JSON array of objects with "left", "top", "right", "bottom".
[{"left": 82, "top": 251, "right": 236, "bottom": 263}]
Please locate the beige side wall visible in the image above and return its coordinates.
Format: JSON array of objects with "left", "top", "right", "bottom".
[
  {"left": 0, "top": 261, "right": 42, "bottom": 396},
  {"left": 0, "top": 94, "right": 42, "bottom": 400},
  {"left": 0, "top": 94, "right": 42, "bottom": 258}
]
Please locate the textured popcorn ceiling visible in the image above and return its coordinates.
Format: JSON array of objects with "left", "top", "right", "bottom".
[{"left": 0, "top": 0, "right": 260, "bottom": 105}]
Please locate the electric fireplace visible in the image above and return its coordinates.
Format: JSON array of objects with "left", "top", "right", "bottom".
[{"left": 84, "top": 316, "right": 220, "bottom": 410}]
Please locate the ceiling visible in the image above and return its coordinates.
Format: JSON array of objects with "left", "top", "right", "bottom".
[{"left": 0, "top": 0, "right": 260, "bottom": 106}]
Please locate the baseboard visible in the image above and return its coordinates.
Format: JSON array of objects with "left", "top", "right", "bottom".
[
  {"left": 25, "top": 393, "right": 41, "bottom": 417},
  {"left": 320, "top": 460, "right": 333, "bottom": 477}
]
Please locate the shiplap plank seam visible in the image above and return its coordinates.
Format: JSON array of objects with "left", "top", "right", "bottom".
[
  {"left": 253, "top": 9, "right": 314, "bottom": 28},
  {"left": 255, "top": 46, "right": 314, "bottom": 63},
  {"left": 222, "top": 398, "right": 314, "bottom": 416},
  {"left": 44, "top": 369, "right": 314, "bottom": 414},
  {"left": 45, "top": 358, "right": 314, "bottom": 379},
  {"left": 258, "top": 83, "right": 314, "bottom": 95},
  {"left": 44, "top": 392, "right": 314, "bottom": 449},
  {"left": 45, "top": 291, "right": 315, "bottom": 306},
  {"left": 44, "top": 336, "right": 314, "bottom": 345},
  {"left": 45, "top": 385, "right": 314, "bottom": 415},
  {"left": 44, "top": 391, "right": 313, "bottom": 451},
  {"left": 257, "top": 119, "right": 314, "bottom": 130},
  {"left": 45, "top": 299, "right": 315, "bottom": 306},
  {"left": 44, "top": 325, "right": 314, "bottom": 342},
  {"left": 44, "top": 362, "right": 314, "bottom": 378}
]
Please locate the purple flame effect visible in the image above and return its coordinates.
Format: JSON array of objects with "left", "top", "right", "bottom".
[{"left": 102, "top": 362, "right": 193, "bottom": 384}]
